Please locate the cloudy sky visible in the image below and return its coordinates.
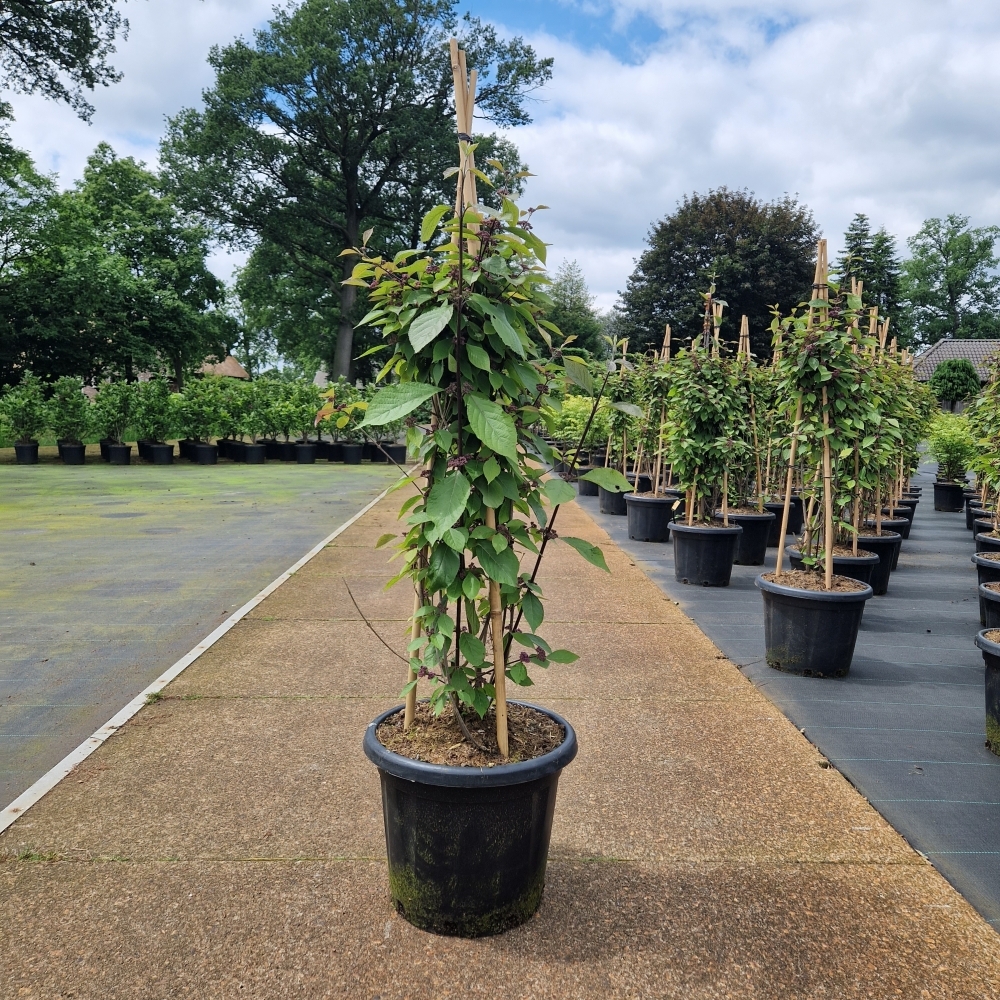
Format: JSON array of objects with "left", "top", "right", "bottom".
[{"left": 9, "top": 0, "right": 1000, "bottom": 309}]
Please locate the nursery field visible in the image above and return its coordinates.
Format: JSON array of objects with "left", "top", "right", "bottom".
[{"left": 0, "top": 456, "right": 400, "bottom": 812}]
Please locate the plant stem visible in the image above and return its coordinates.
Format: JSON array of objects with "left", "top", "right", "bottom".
[
  {"left": 821, "top": 387, "right": 834, "bottom": 591},
  {"left": 485, "top": 506, "right": 508, "bottom": 758},
  {"left": 774, "top": 397, "right": 804, "bottom": 579}
]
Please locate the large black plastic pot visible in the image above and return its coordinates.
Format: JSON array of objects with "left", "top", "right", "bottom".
[
  {"left": 973, "top": 553, "right": 1000, "bottom": 625},
  {"left": 369, "top": 442, "right": 389, "bottom": 463},
  {"left": 327, "top": 442, "right": 345, "bottom": 463},
  {"left": 147, "top": 443, "right": 173, "bottom": 465},
  {"left": 245, "top": 443, "right": 266, "bottom": 464},
  {"left": 726, "top": 510, "right": 775, "bottom": 566},
  {"left": 670, "top": 522, "right": 742, "bottom": 586},
  {"left": 279, "top": 441, "right": 296, "bottom": 462},
  {"left": 969, "top": 505, "right": 993, "bottom": 531},
  {"left": 975, "top": 630, "right": 1000, "bottom": 755},
  {"left": 194, "top": 443, "right": 218, "bottom": 465},
  {"left": 383, "top": 443, "right": 408, "bottom": 464},
  {"left": 975, "top": 528, "right": 1000, "bottom": 554},
  {"left": 787, "top": 547, "right": 880, "bottom": 584},
  {"left": 577, "top": 469, "right": 598, "bottom": 497},
  {"left": 756, "top": 574, "right": 873, "bottom": 677},
  {"left": 626, "top": 472, "right": 652, "bottom": 493},
  {"left": 934, "top": 481, "right": 966, "bottom": 512},
  {"left": 865, "top": 518, "right": 909, "bottom": 558},
  {"left": 61, "top": 442, "right": 86, "bottom": 465},
  {"left": 624, "top": 493, "right": 674, "bottom": 542},
  {"left": 364, "top": 702, "right": 577, "bottom": 937},
  {"left": 14, "top": 441, "right": 39, "bottom": 464},
  {"left": 855, "top": 531, "right": 901, "bottom": 596},
  {"left": 296, "top": 443, "right": 317, "bottom": 464},
  {"left": 108, "top": 443, "right": 131, "bottom": 465},
  {"left": 343, "top": 443, "right": 363, "bottom": 465},
  {"left": 264, "top": 439, "right": 280, "bottom": 460},
  {"left": 979, "top": 584, "right": 1000, "bottom": 629},
  {"left": 764, "top": 497, "right": 804, "bottom": 545},
  {"left": 178, "top": 439, "right": 195, "bottom": 461},
  {"left": 99, "top": 438, "right": 111, "bottom": 461},
  {"left": 228, "top": 441, "right": 247, "bottom": 463},
  {"left": 598, "top": 486, "right": 627, "bottom": 515}
]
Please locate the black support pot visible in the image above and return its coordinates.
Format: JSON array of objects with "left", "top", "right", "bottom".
[
  {"left": 108, "top": 443, "right": 131, "bottom": 465},
  {"left": 147, "top": 443, "right": 173, "bottom": 465},
  {"left": 934, "top": 481, "right": 966, "bottom": 512},
  {"left": 787, "top": 547, "right": 880, "bottom": 584},
  {"left": 855, "top": 531, "right": 902, "bottom": 596},
  {"left": 327, "top": 442, "right": 345, "bottom": 463},
  {"left": 624, "top": 493, "right": 675, "bottom": 542},
  {"left": 975, "top": 528, "right": 1000, "bottom": 554},
  {"left": 14, "top": 441, "right": 39, "bottom": 465},
  {"left": 764, "top": 496, "right": 804, "bottom": 545},
  {"left": 194, "top": 443, "right": 218, "bottom": 465},
  {"left": 363, "top": 703, "right": 577, "bottom": 937},
  {"left": 279, "top": 441, "right": 296, "bottom": 462},
  {"left": 598, "top": 486, "right": 627, "bottom": 515},
  {"left": 975, "top": 630, "right": 1000, "bottom": 755},
  {"left": 383, "top": 443, "right": 408, "bottom": 464},
  {"left": 296, "top": 443, "right": 317, "bottom": 464},
  {"left": 756, "top": 574, "right": 873, "bottom": 678},
  {"left": 980, "top": 584, "right": 1000, "bottom": 629},
  {"left": 343, "top": 443, "right": 363, "bottom": 465},
  {"left": 726, "top": 510, "right": 775, "bottom": 566},
  {"left": 245, "top": 443, "right": 266, "bottom": 464},
  {"left": 576, "top": 467, "right": 598, "bottom": 496},
  {"left": 99, "top": 438, "right": 111, "bottom": 461},
  {"left": 61, "top": 442, "right": 86, "bottom": 465},
  {"left": 669, "top": 521, "right": 742, "bottom": 586},
  {"left": 973, "top": 554, "right": 1000, "bottom": 625},
  {"left": 865, "top": 518, "right": 909, "bottom": 561}
]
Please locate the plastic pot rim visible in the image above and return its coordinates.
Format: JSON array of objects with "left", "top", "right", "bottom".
[
  {"left": 669, "top": 521, "right": 743, "bottom": 537},
  {"left": 714, "top": 510, "right": 776, "bottom": 523},
  {"left": 755, "top": 573, "right": 873, "bottom": 603},
  {"left": 787, "top": 547, "right": 879, "bottom": 566},
  {"left": 363, "top": 701, "right": 577, "bottom": 788},
  {"left": 976, "top": 629, "right": 1000, "bottom": 657},
  {"left": 623, "top": 493, "right": 676, "bottom": 508},
  {"left": 973, "top": 553, "right": 1000, "bottom": 569}
]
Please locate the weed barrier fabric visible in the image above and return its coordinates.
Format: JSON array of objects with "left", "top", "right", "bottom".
[{"left": 579, "top": 458, "right": 1000, "bottom": 926}]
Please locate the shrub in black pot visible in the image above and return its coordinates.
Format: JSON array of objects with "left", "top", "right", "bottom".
[
  {"left": 625, "top": 492, "right": 675, "bottom": 541},
  {"left": 1, "top": 371, "right": 47, "bottom": 464},
  {"left": 295, "top": 442, "right": 317, "bottom": 463},
  {"left": 343, "top": 442, "right": 363, "bottom": 464},
  {"left": 132, "top": 379, "right": 176, "bottom": 465},
  {"left": 726, "top": 509, "right": 775, "bottom": 565},
  {"left": 349, "top": 161, "right": 616, "bottom": 936},
  {"left": 973, "top": 553, "right": 1000, "bottom": 625},
  {"left": 928, "top": 413, "right": 973, "bottom": 510},
  {"left": 176, "top": 377, "right": 225, "bottom": 461},
  {"left": 671, "top": 520, "right": 742, "bottom": 585},
  {"left": 975, "top": 629, "right": 1000, "bottom": 755},
  {"left": 48, "top": 376, "right": 92, "bottom": 465},
  {"left": 855, "top": 530, "right": 901, "bottom": 595},
  {"left": 93, "top": 381, "right": 135, "bottom": 466}
]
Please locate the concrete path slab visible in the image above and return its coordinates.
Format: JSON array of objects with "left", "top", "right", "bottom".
[{"left": 2, "top": 492, "right": 1000, "bottom": 997}]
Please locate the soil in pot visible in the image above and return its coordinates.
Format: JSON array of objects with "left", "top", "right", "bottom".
[
  {"left": 624, "top": 493, "right": 676, "bottom": 542},
  {"left": 366, "top": 701, "right": 577, "bottom": 937},
  {"left": 787, "top": 545, "right": 880, "bottom": 584},
  {"left": 670, "top": 521, "right": 742, "bottom": 586},
  {"left": 757, "top": 571, "right": 872, "bottom": 677},
  {"left": 723, "top": 508, "right": 776, "bottom": 566},
  {"left": 61, "top": 442, "right": 86, "bottom": 465},
  {"left": 855, "top": 530, "right": 902, "bottom": 596},
  {"left": 934, "top": 481, "right": 966, "bottom": 512},
  {"left": 598, "top": 486, "right": 627, "bottom": 515}
]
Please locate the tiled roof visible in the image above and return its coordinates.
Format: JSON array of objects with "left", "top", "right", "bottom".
[
  {"left": 199, "top": 355, "right": 251, "bottom": 379},
  {"left": 911, "top": 339, "right": 1000, "bottom": 381}
]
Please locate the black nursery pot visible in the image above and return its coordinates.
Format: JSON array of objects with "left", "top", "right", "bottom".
[
  {"left": 879, "top": 512, "right": 912, "bottom": 540},
  {"left": 787, "top": 547, "right": 880, "bottom": 584},
  {"left": 975, "top": 526, "right": 1000, "bottom": 554},
  {"left": 764, "top": 496, "right": 804, "bottom": 545},
  {"left": 327, "top": 442, "right": 345, "bottom": 463},
  {"left": 148, "top": 443, "right": 173, "bottom": 465},
  {"left": 670, "top": 521, "right": 742, "bottom": 586},
  {"left": 626, "top": 472, "right": 652, "bottom": 494},
  {"left": 975, "top": 630, "right": 1000, "bottom": 755},
  {"left": 279, "top": 441, "right": 296, "bottom": 462},
  {"left": 968, "top": 504, "right": 993, "bottom": 531},
  {"left": 14, "top": 441, "right": 39, "bottom": 465},
  {"left": 383, "top": 443, "right": 408, "bottom": 464},
  {"left": 624, "top": 493, "right": 675, "bottom": 542},
  {"left": 228, "top": 441, "right": 247, "bottom": 463},
  {"left": 756, "top": 574, "right": 873, "bottom": 678},
  {"left": 979, "top": 584, "right": 1000, "bottom": 630},
  {"left": 364, "top": 703, "right": 577, "bottom": 937},
  {"left": 726, "top": 510, "right": 775, "bottom": 566},
  {"left": 108, "top": 443, "right": 131, "bottom": 465},
  {"left": 61, "top": 442, "right": 86, "bottom": 465},
  {"left": 178, "top": 438, "right": 195, "bottom": 461},
  {"left": 855, "top": 531, "right": 902, "bottom": 596},
  {"left": 194, "top": 442, "right": 218, "bottom": 465},
  {"left": 343, "top": 443, "right": 363, "bottom": 465},
  {"left": 865, "top": 518, "right": 909, "bottom": 559},
  {"left": 369, "top": 442, "right": 388, "bottom": 463},
  {"left": 296, "top": 442, "right": 317, "bottom": 464},
  {"left": 934, "top": 481, "right": 966, "bottom": 512},
  {"left": 245, "top": 443, "right": 266, "bottom": 464},
  {"left": 99, "top": 438, "right": 111, "bottom": 461},
  {"left": 576, "top": 468, "right": 598, "bottom": 496},
  {"left": 264, "top": 439, "right": 280, "bottom": 460},
  {"left": 974, "top": 554, "right": 1000, "bottom": 625},
  {"left": 598, "top": 486, "right": 627, "bottom": 515}
]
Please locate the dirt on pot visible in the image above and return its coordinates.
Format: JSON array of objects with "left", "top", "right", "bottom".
[
  {"left": 985, "top": 583, "right": 1000, "bottom": 595},
  {"left": 981, "top": 552, "right": 1000, "bottom": 563},
  {"left": 986, "top": 629, "right": 1000, "bottom": 644},
  {"left": 761, "top": 570, "right": 869, "bottom": 593},
  {"left": 377, "top": 702, "right": 564, "bottom": 766},
  {"left": 795, "top": 544, "right": 877, "bottom": 558}
]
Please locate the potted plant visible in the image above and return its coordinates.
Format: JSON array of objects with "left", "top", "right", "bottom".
[
  {"left": 663, "top": 294, "right": 748, "bottom": 586},
  {"left": 318, "top": 379, "right": 367, "bottom": 464},
  {"left": 346, "top": 146, "right": 617, "bottom": 936},
  {"left": 177, "top": 377, "right": 224, "bottom": 464},
  {"left": 93, "top": 381, "right": 135, "bottom": 465},
  {"left": 291, "top": 380, "right": 322, "bottom": 463},
  {"left": 240, "top": 381, "right": 269, "bottom": 464},
  {"left": 132, "top": 379, "right": 176, "bottom": 464},
  {"left": 929, "top": 413, "right": 975, "bottom": 510},
  {"left": 596, "top": 357, "right": 641, "bottom": 514},
  {"left": 215, "top": 378, "right": 249, "bottom": 461},
  {"left": 756, "top": 244, "right": 874, "bottom": 677},
  {"left": 0, "top": 371, "right": 48, "bottom": 464},
  {"left": 47, "top": 376, "right": 92, "bottom": 465}
]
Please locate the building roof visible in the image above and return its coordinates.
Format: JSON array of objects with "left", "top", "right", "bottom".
[
  {"left": 200, "top": 355, "right": 250, "bottom": 379},
  {"left": 911, "top": 339, "right": 1000, "bottom": 382}
]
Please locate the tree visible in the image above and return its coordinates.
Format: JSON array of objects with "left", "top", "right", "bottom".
[
  {"left": 546, "top": 260, "right": 605, "bottom": 358},
  {"left": 901, "top": 215, "right": 1000, "bottom": 345},
  {"left": 834, "top": 213, "right": 902, "bottom": 322},
  {"left": 619, "top": 188, "right": 819, "bottom": 359},
  {"left": 160, "top": 0, "right": 551, "bottom": 379},
  {"left": 0, "top": 0, "right": 127, "bottom": 120},
  {"left": 929, "top": 358, "right": 981, "bottom": 404}
]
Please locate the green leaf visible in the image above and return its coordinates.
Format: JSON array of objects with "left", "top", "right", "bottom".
[
  {"left": 508, "top": 662, "right": 532, "bottom": 686},
  {"left": 357, "top": 382, "right": 439, "bottom": 428},
  {"left": 466, "top": 394, "right": 518, "bottom": 461},
  {"left": 355, "top": 307, "right": 386, "bottom": 328},
  {"left": 409, "top": 303, "right": 454, "bottom": 352},
  {"left": 561, "top": 536, "right": 610, "bottom": 572},
  {"left": 375, "top": 533, "right": 396, "bottom": 549},
  {"left": 483, "top": 456, "right": 501, "bottom": 482},
  {"left": 466, "top": 342, "right": 491, "bottom": 370},
  {"left": 443, "top": 526, "right": 468, "bottom": 551},
  {"left": 611, "top": 401, "right": 643, "bottom": 418},
  {"left": 426, "top": 472, "right": 471, "bottom": 536},
  {"left": 547, "top": 649, "right": 579, "bottom": 664},
  {"left": 542, "top": 478, "right": 576, "bottom": 506},
  {"left": 476, "top": 542, "right": 520, "bottom": 587},
  {"left": 521, "top": 591, "right": 543, "bottom": 631},
  {"left": 580, "top": 467, "right": 631, "bottom": 493},
  {"left": 420, "top": 204, "right": 451, "bottom": 244},
  {"left": 487, "top": 305, "right": 526, "bottom": 358},
  {"left": 459, "top": 631, "right": 487, "bottom": 667},
  {"left": 481, "top": 478, "right": 504, "bottom": 508},
  {"left": 462, "top": 572, "right": 481, "bottom": 599},
  {"left": 563, "top": 357, "right": 594, "bottom": 395}
]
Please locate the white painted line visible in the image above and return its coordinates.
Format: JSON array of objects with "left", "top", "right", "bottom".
[{"left": 0, "top": 482, "right": 397, "bottom": 836}]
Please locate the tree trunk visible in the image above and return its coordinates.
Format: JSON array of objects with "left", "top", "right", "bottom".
[{"left": 333, "top": 196, "right": 360, "bottom": 380}]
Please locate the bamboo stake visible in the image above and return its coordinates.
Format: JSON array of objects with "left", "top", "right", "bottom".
[
  {"left": 774, "top": 398, "right": 804, "bottom": 579},
  {"left": 484, "top": 506, "right": 508, "bottom": 757},
  {"left": 722, "top": 469, "right": 729, "bottom": 526},
  {"left": 852, "top": 444, "right": 860, "bottom": 557},
  {"left": 661, "top": 324, "right": 671, "bottom": 361},
  {"left": 821, "top": 387, "right": 834, "bottom": 591},
  {"left": 750, "top": 391, "right": 763, "bottom": 511},
  {"left": 403, "top": 586, "right": 422, "bottom": 730},
  {"left": 652, "top": 403, "right": 665, "bottom": 497}
]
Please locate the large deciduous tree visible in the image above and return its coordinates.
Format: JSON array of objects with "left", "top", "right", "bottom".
[
  {"left": 619, "top": 188, "right": 819, "bottom": 359},
  {"left": 900, "top": 215, "right": 1000, "bottom": 346},
  {"left": 159, "top": 0, "right": 551, "bottom": 379}
]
